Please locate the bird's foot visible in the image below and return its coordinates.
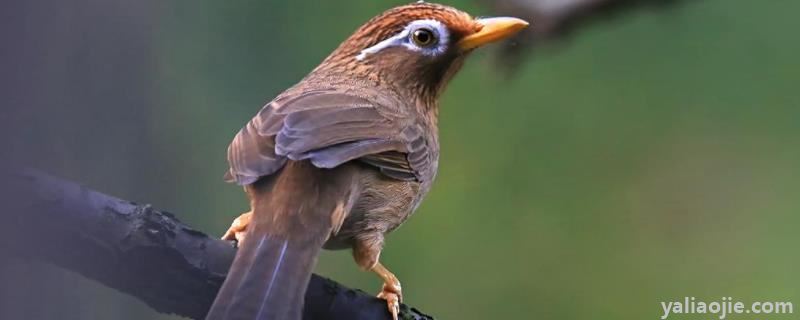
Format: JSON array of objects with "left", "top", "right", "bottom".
[
  {"left": 377, "top": 282, "right": 402, "bottom": 320},
  {"left": 372, "top": 262, "right": 402, "bottom": 320},
  {"left": 221, "top": 211, "right": 252, "bottom": 244}
]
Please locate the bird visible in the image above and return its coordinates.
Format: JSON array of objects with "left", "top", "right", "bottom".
[{"left": 206, "top": 2, "right": 527, "bottom": 320}]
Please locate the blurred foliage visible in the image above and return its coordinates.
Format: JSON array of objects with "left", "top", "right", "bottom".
[{"left": 4, "top": 0, "right": 800, "bottom": 319}]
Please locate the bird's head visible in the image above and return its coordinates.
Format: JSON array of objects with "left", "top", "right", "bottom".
[{"left": 312, "top": 2, "right": 528, "bottom": 103}]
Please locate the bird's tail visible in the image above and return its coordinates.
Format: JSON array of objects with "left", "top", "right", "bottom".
[
  {"left": 207, "top": 234, "right": 321, "bottom": 320},
  {"left": 206, "top": 161, "right": 356, "bottom": 320}
]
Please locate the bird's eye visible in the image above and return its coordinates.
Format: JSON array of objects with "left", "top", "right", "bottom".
[{"left": 411, "top": 28, "right": 437, "bottom": 47}]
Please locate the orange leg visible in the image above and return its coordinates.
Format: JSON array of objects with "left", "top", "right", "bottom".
[
  {"left": 221, "top": 211, "right": 252, "bottom": 244},
  {"left": 372, "top": 262, "right": 402, "bottom": 320}
]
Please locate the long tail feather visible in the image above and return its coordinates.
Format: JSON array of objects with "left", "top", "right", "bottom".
[
  {"left": 207, "top": 235, "right": 320, "bottom": 320},
  {"left": 206, "top": 161, "right": 356, "bottom": 320}
]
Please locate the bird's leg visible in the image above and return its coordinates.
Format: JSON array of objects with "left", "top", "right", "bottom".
[
  {"left": 354, "top": 240, "right": 401, "bottom": 320},
  {"left": 373, "top": 262, "right": 402, "bottom": 320},
  {"left": 221, "top": 210, "right": 252, "bottom": 244}
]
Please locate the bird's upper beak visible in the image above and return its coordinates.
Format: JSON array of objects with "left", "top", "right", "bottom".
[{"left": 458, "top": 17, "right": 529, "bottom": 51}]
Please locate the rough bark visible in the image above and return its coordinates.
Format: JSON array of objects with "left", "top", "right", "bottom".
[{"left": 0, "top": 169, "right": 432, "bottom": 320}]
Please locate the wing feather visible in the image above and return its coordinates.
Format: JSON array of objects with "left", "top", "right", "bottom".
[{"left": 225, "top": 91, "right": 432, "bottom": 185}]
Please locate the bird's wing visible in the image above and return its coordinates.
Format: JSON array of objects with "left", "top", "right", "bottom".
[{"left": 226, "top": 90, "right": 431, "bottom": 184}]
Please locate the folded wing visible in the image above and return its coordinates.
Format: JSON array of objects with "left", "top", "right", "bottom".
[{"left": 226, "top": 90, "right": 432, "bottom": 185}]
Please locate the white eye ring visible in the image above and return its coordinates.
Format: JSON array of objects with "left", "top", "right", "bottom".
[
  {"left": 357, "top": 19, "right": 450, "bottom": 61},
  {"left": 410, "top": 27, "right": 437, "bottom": 47}
]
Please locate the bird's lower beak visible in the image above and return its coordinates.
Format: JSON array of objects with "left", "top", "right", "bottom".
[{"left": 458, "top": 17, "right": 529, "bottom": 51}]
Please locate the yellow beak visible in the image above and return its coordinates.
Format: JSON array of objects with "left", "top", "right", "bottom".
[{"left": 458, "top": 17, "right": 529, "bottom": 51}]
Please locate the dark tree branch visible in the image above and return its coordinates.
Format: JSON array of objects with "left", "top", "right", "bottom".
[
  {"left": 0, "top": 169, "right": 432, "bottom": 320},
  {"left": 482, "top": 0, "right": 690, "bottom": 65}
]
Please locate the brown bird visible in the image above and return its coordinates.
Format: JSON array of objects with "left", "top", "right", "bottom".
[{"left": 206, "top": 2, "right": 527, "bottom": 320}]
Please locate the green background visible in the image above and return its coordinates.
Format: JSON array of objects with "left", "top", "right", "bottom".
[{"left": 4, "top": 0, "right": 799, "bottom": 319}]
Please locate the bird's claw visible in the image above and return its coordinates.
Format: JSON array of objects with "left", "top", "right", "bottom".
[
  {"left": 377, "top": 281, "right": 402, "bottom": 320},
  {"left": 221, "top": 211, "right": 252, "bottom": 245}
]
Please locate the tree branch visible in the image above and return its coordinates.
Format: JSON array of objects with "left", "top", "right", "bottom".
[
  {"left": 482, "top": 0, "right": 690, "bottom": 64},
  {"left": 0, "top": 169, "right": 433, "bottom": 320}
]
